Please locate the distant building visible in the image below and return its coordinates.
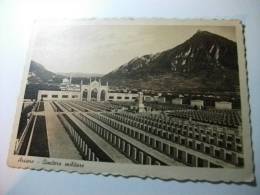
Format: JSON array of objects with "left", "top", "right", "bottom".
[
  {"left": 38, "top": 90, "right": 81, "bottom": 101},
  {"left": 108, "top": 92, "right": 138, "bottom": 102},
  {"left": 62, "top": 78, "right": 70, "bottom": 84},
  {"left": 191, "top": 100, "right": 204, "bottom": 109},
  {"left": 172, "top": 98, "right": 183, "bottom": 105},
  {"left": 60, "top": 76, "right": 81, "bottom": 91},
  {"left": 37, "top": 78, "right": 138, "bottom": 102},
  {"left": 157, "top": 97, "right": 166, "bottom": 103},
  {"left": 144, "top": 95, "right": 154, "bottom": 102},
  {"left": 215, "top": 101, "right": 232, "bottom": 110}
]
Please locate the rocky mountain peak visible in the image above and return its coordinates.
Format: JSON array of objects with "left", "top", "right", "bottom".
[{"left": 102, "top": 31, "right": 239, "bottom": 93}]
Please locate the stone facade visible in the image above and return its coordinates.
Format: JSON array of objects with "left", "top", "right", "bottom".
[
  {"left": 81, "top": 79, "right": 109, "bottom": 101},
  {"left": 191, "top": 100, "right": 204, "bottom": 109},
  {"left": 215, "top": 101, "right": 232, "bottom": 110}
]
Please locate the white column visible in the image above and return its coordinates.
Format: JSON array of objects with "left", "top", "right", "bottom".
[
  {"left": 97, "top": 89, "right": 101, "bottom": 102},
  {"left": 87, "top": 87, "right": 91, "bottom": 101}
]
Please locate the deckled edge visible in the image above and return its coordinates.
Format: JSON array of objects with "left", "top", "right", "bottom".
[{"left": 6, "top": 18, "right": 255, "bottom": 184}]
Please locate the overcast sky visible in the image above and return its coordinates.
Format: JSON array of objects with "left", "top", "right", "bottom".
[{"left": 31, "top": 24, "right": 236, "bottom": 75}]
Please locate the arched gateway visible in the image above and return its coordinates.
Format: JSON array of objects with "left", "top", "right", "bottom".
[{"left": 80, "top": 78, "right": 108, "bottom": 102}]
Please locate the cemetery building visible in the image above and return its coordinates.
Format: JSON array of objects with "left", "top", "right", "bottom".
[
  {"left": 190, "top": 100, "right": 204, "bottom": 109},
  {"left": 172, "top": 98, "right": 183, "bottom": 105},
  {"left": 38, "top": 78, "right": 138, "bottom": 102},
  {"left": 215, "top": 101, "right": 232, "bottom": 110}
]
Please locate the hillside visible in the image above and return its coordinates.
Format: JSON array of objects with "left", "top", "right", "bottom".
[
  {"left": 102, "top": 31, "right": 239, "bottom": 93},
  {"left": 28, "top": 61, "right": 102, "bottom": 84}
]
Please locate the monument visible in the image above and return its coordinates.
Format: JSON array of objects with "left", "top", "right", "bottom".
[{"left": 138, "top": 92, "right": 145, "bottom": 113}]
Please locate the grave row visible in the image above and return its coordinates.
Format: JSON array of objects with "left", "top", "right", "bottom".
[
  {"left": 54, "top": 101, "right": 243, "bottom": 167},
  {"left": 88, "top": 112, "right": 239, "bottom": 168},
  {"left": 99, "top": 112, "right": 243, "bottom": 167},
  {"left": 66, "top": 101, "right": 89, "bottom": 112},
  {"left": 168, "top": 109, "right": 241, "bottom": 128},
  {"left": 57, "top": 114, "right": 112, "bottom": 162},
  {"left": 74, "top": 113, "right": 166, "bottom": 165},
  {"left": 118, "top": 112, "right": 242, "bottom": 149},
  {"left": 145, "top": 102, "right": 190, "bottom": 111},
  {"left": 57, "top": 101, "right": 75, "bottom": 112},
  {"left": 74, "top": 101, "right": 102, "bottom": 112},
  {"left": 85, "top": 101, "right": 121, "bottom": 111}
]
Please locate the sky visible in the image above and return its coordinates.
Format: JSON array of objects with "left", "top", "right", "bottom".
[{"left": 31, "top": 24, "right": 236, "bottom": 75}]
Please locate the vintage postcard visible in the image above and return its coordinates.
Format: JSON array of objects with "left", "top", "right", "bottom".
[{"left": 7, "top": 19, "right": 254, "bottom": 182}]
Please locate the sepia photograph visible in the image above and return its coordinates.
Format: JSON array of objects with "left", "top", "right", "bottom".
[{"left": 7, "top": 19, "right": 253, "bottom": 181}]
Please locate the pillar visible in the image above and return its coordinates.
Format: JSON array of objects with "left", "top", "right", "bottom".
[
  {"left": 117, "top": 137, "right": 121, "bottom": 148},
  {"left": 146, "top": 156, "right": 152, "bottom": 165},
  {"left": 82, "top": 141, "right": 86, "bottom": 154},
  {"left": 84, "top": 144, "right": 88, "bottom": 157},
  {"left": 132, "top": 147, "right": 137, "bottom": 161},
  {"left": 121, "top": 140, "right": 126, "bottom": 152},
  {"left": 88, "top": 148, "right": 92, "bottom": 160},
  {"left": 139, "top": 151, "right": 144, "bottom": 164},
  {"left": 127, "top": 143, "right": 131, "bottom": 157},
  {"left": 86, "top": 88, "right": 90, "bottom": 101},
  {"left": 192, "top": 155, "right": 197, "bottom": 167},
  {"left": 92, "top": 152, "right": 96, "bottom": 161}
]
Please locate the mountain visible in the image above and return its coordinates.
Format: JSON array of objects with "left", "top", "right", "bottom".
[
  {"left": 28, "top": 61, "right": 104, "bottom": 84},
  {"left": 28, "top": 61, "right": 59, "bottom": 83},
  {"left": 102, "top": 31, "right": 239, "bottom": 93}
]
